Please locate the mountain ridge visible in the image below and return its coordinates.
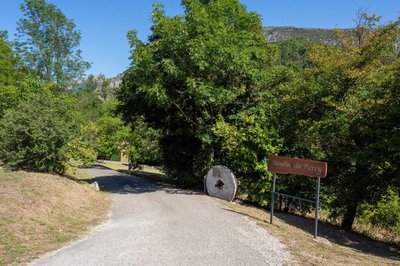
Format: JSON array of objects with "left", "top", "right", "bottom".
[{"left": 263, "top": 26, "right": 352, "bottom": 44}]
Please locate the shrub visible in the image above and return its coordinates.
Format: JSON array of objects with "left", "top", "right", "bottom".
[
  {"left": 212, "top": 112, "right": 281, "bottom": 206},
  {"left": 359, "top": 189, "right": 400, "bottom": 233},
  {"left": 0, "top": 94, "right": 78, "bottom": 174},
  {"left": 65, "top": 123, "right": 98, "bottom": 171},
  {"left": 371, "top": 190, "right": 400, "bottom": 232}
]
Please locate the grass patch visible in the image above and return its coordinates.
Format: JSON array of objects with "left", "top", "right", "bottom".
[
  {"left": 64, "top": 167, "right": 93, "bottom": 180},
  {"left": 217, "top": 200, "right": 400, "bottom": 265},
  {"left": 353, "top": 221, "right": 400, "bottom": 246},
  {"left": 0, "top": 168, "right": 111, "bottom": 265}
]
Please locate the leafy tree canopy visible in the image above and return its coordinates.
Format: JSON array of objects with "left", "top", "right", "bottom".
[
  {"left": 277, "top": 13, "right": 400, "bottom": 230},
  {"left": 15, "top": 0, "right": 90, "bottom": 87},
  {"left": 0, "top": 93, "right": 81, "bottom": 174},
  {"left": 118, "top": 0, "right": 279, "bottom": 187}
]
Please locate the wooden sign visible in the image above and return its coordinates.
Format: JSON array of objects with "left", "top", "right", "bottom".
[{"left": 268, "top": 155, "right": 327, "bottom": 178}]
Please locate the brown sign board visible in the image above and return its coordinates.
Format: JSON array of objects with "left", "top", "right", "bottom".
[{"left": 268, "top": 155, "right": 327, "bottom": 178}]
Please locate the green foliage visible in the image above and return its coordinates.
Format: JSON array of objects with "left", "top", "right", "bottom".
[
  {"left": 0, "top": 35, "right": 33, "bottom": 118},
  {"left": 0, "top": 94, "right": 79, "bottom": 174},
  {"left": 95, "top": 113, "right": 127, "bottom": 160},
  {"left": 276, "top": 14, "right": 400, "bottom": 230},
  {"left": 276, "top": 39, "right": 313, "bottom": 70},
  {"left": 65, "top": 123, "right": 98, "bottom": 171},
  {"left": 119, "top": 0, "right": 279, "bottom": 187},
  {"left": 128, "top": 117, "right": 162, "bottom": 165},
  {"left": 0, "top": 36, "right": 20, "bottom": 85},
  {"left": 359, "top": 190, "right": 400, "bottom": 233},
  {"left": 74, "top": 90, "right": 104, "bottom": 121},
  {"left": 95, "top": 75, "right": 113, "bottom": 102},
  {"left": 79, "top": 74, "right": 114, "bottom": 102},
  {"left": 15, "top": 0, "right": 90, "bottom": 87},
  {"left": 0, "top": 78, "right": 56, "bottom": 118},
  {"left": 371, "top": 191, "right": 400, "bottom": 232},
  {"left": 212, "top": 111, "right": 280, "bottom": 205}
]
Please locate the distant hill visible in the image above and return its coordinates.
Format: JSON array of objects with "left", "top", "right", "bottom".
[{"left": 263, "top": 26, "right": 352, "bottom": 44}]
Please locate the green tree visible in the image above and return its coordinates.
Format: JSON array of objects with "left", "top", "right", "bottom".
[
  {"left": 212, "top": 111, "right": 280, "bottom": 205},
  {"left": 15, "top": 0, "right": 90, "bottom": 87},
  {"left": 118, "top": 0, "right": 278, "bottom": 187},
  {"left": 74, "top": 89, "right": 104, "bottom": 121},
  {"left": 0, "top": 35, "right": 61, "bottom": 119},
  {"left": 96, "top": 74, "right": 113, "bottom": 102},
  {"left": 92, "top": 99, "right": 128, "bottom": 160},
  {"left": 80, "top": 74, "right": 99, "bottom": 93},
  {"left": 278, "top": 14, "right": 400, "bottom": 230},
  {"left": 0, "top": 34, "right": 20, "bottom": 85},
  {"left": 0, "top": 94, "right": 80, "bottom": 174},
  {"left": 128, "top": 116, "right": 162, "bottom": 166},
  {"left": 276, "top": 39, "right": 313, "bottom": 70},
  {"left": 95, "top": 114, "right": 126, "bottom": 160},
  {"left": 66, "top": 122, "right": 98, "bottom": 171}
]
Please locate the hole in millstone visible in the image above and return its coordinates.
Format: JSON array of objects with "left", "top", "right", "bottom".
[{"left": 215, "top": 180, "right": 224, "bottom": 190}]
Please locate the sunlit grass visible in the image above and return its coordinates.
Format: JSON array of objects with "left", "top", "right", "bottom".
[
  {"left": 0, "top": 169, "right": 111, "bottom": 265},
  {"left": 217, "top": 199, "right": 399, "bottom": 265}
]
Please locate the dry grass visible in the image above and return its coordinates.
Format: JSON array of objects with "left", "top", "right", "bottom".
[
  {"left": 97, "top": 162, "right": 172, "bottom": 185},
  {"left": 98, "top": 162, "right": 163, "bottom": 174},
  {"left": 217, "top": 200, "right": 400, "bottom": 266},
  {"left": 64, "top": 167, "right": 93, "bottom": 180},
  {"left": 353, "top": 221, "right": 400, "bottom": 246},
  {"left": 271, "top": 206, "right": 400, "bottom": 246},
  {"left": 0, "top": 169, "right": 111, "bottom": 266}
]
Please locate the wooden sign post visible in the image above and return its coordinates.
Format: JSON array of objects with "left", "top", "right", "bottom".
[{"left": 268, "top": 155, "right": 328, "bottom": 238}]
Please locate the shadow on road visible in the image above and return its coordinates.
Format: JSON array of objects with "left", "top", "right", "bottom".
[{"left": 88, "top": 165, "right": 202, "bottom": 196}]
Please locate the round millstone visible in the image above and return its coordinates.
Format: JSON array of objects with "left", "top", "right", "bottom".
[{"left": 206, "top": 165, "right": 237, "bottom": 202}]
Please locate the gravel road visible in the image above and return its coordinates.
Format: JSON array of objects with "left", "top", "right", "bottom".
[{"left": 28, "top": 166, "right": 292, "bottom": 266}]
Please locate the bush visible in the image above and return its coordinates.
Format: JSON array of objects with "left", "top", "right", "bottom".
[
  {"left": 95, "top": 112, "right": 126, "bottom": 160},
  {"left": 128, "top": 117, "right": 162, "bottom": 165},
  {"left": 212, "top": 112, "right": 280, "bottom": 206},
  {"left": 359, "top": 190, "right": 400, "bottom": 233},
  {"left": 0, "top": 94, "right": 78, "bottom": 174},
  {"left": 65, "top": 123, "right": 98, "bottom": 171}
]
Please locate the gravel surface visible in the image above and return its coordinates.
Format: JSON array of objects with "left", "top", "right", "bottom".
[{"left": 28, "top": 166, "right": 292, "bottom": 266}]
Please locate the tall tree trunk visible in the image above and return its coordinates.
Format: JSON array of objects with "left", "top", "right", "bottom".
[{"left": 341, "top": 202, "right": 358, "bottom": 231}]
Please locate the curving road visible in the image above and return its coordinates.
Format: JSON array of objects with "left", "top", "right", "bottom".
[{"left": 28, "top": 166, "right": 291, "bottom": 266}]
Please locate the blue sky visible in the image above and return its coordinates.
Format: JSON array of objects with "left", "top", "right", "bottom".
[{"left": 1, "top": 1, "right": 399, "bottom": 77}]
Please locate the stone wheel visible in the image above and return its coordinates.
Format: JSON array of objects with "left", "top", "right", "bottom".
[{"left": 206, "top": 165, "right": 237, "bottom": 201}]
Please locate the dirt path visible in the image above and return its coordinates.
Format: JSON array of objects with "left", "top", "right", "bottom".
[{"left": 28, "top": 166, "right": 292, "bottom": 266}]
